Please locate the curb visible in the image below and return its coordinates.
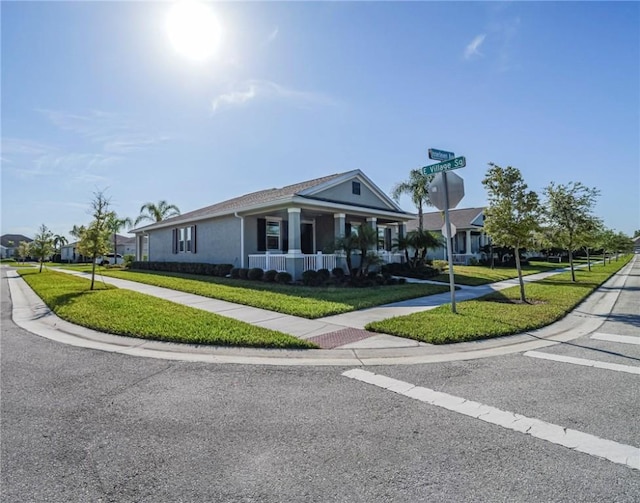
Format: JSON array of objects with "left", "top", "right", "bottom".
[{"left": 5, "top": 258, "right": 633, "bottom": 366}]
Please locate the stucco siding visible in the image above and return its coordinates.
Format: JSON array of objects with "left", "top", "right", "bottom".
[
  {"left": 148, "top": 216, "right": 242, "bottom": 265},
  {"left": 313, "top": 180, "right": 394, "bottom": 210}
]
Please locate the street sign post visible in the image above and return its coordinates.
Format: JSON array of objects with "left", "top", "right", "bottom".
[
  {"left": 422, "top": 156, "right": 466, "bottom": 176},
  {"left": 428, "top": 148, "right": 455, "bottom": 161},
  {"left": 424, "top": 148, "right": 468, "bottom": 313}
]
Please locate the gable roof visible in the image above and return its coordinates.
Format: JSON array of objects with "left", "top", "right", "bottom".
[
  {"left": 407, "top": 207, "right": 485, "bottom": 232},
  {"left": 1, "top": 234, "right": 33, "bottom": 247},
  {"left": 133, "top": 170, "right": 411, "bottom": 232}
]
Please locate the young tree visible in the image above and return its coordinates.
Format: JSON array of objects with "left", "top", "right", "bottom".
[
  {"left": 543, "top": 182, "right": 600, "bottom": 282},
  {"left": 406, "top": 229, "right": 442, "bottom": 268},
  {"left": 31, "top": 224, "right": 55, "bottom": 272},
  {"left": 482, "top": 163, "right": 540, "bottom": 303},
  {"left": 391, "top": 169, "right": 433, "bottom": 231},
  {"left": 77, "top": 190, "right": 113, "bottom": 290},
  {"left": 134, "top": 200, "right": 181, "bottom": 226},
  {"left": 575, "top": 217, "right": 603, "bottom": 272},
  {"left": 16, "top": 241, "right": 31, "bottom": 263},
  {"left": 106, "top": 213, "right": 133, "bottom": 260}
]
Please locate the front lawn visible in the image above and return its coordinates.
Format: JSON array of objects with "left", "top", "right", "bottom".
[
  {"left": 366, "top": 255, "right": 631, "bottom": 344},
  {"left": 54, "top": 267, "right": 450, "bottom": 318},
  {"left": 19, "top": 269, "right": 316, "bottom": 349},
  {"left": 430, "top": 262, "right": 564, "bottom": 286}
]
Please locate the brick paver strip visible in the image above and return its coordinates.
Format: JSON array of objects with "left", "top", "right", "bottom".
[{"left": 308, "top": 327, "right": 378, "bottom": 349}]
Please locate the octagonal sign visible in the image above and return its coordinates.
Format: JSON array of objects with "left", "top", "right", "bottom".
[{"left": 428, "top": 171, "right": 465, "bottom": 210}]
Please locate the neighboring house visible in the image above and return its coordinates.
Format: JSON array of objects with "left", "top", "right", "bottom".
[
  {"left": 0, "top": 245, "right": 8, "bottom": 259},
  {"left": 633, "top": 235, "right": 640, "bottom": 254},
  {"left": 1, "top": 234, "right": 33, "bottom": 258},
  {"left": 61, "top": 234, "right": 137, "bottom": 263},
  {"left": 131, "top": 170, "right": 415, "bottom": 279},
  {"left": 407, "top": 207, "right": 487, "bottom": 265}
]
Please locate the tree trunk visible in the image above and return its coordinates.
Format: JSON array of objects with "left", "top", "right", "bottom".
[
  {"left": 90, "top": 256, "right": 97, "bottom": 290},
  {"left": 586, "top": 248, "right": 591, "bottom": 272},
  {"left": 418, "top": 205, "right": 423, "bottom": 232},
  {"left": 568, "top": 249, "right": 575, "bottom": 282},
  {"left": 514, "top": 247, "right": 526, "bottom": 303},
  {"left": 39, "top": 260, "right": 43, "bottom": 273}
]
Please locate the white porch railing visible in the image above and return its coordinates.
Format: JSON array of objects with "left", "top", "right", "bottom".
[
  {"left": 248, "top": 253, "right": 288, "bottom": 271},
  {"left": 377, "top": 251, "right": 404, "bottom": 264},
  {"left": 303, "top": 253, "right": 337, "bottom": 271}
]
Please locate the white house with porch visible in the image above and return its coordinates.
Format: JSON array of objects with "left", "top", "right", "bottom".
[
  {"left": 407, "top": 207, "right": 487, "bottom": 265},
  {"left": 131, "top": 170, "right": 415, "bottom": 279}
]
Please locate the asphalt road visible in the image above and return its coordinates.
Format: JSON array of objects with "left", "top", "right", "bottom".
[{"left": 1, "top": 264, "right": 638, "bottom": 502}]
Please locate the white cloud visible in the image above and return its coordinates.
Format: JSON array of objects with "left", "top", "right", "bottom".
[
  {"left": 211, "top": 80, "right": 335, "bottom": 113},
  {"left": 464, "top": 34, "right": 486, "bottom": 59}
]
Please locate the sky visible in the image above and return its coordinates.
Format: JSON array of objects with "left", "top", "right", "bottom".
[{"left": 2, "top": 1, "right": 639, "bottom": 241}]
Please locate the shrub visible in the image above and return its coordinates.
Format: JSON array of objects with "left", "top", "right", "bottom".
[
  {"left": 432, "top": 260, "right": 448, "bottom": 272},
  {"left": 468, "top": 257, "right": 479, "bottom": 266},
  {"left": 332, "top": 267, "right": 345, "bottom": 279},
  {"left": 248, "top": 268, "right": 264, "bottom": 281},
  {"left": 123, "top": 255, "right": 135, "bottom": 268},
  {"left": 275, "top": 271, "right": 292, "bottom": 284},
  {"left": 215, "top": 264, "right": 234, "bottom": 277},
  {"left": 302, "top": 269, "right": 319, "bottom": 286},
  {"left": 230, "top": 267, "right": 240, "bottom": 279},
  {"left": 317, "top": 268, "right": 331, "bottom": 282},
  {"left": 264, "top": 269, "right": 278, "bottom": 282},
  {"left": 398, "top": 278, "right": 407, "bottom": 284},
  {"left": 238, "top": 268, "right": 249, "bottom": 280}
]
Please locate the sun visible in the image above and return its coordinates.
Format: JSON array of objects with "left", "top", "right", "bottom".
[{"left": 166, "top": 1, "right": 222, "bottom": 62}]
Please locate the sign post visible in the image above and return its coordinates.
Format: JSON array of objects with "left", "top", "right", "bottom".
[{"left": 425, "top": 148, "right": 467, "bottom": 314}]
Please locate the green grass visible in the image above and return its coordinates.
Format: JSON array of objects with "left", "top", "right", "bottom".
[
  {"left": 19, "top": 269, "right": 317, "bottom": 349},
  {"left": 430, "top": 262, "right": 565, "bottom": 286},
  {"left": 52, "top": 267, "right": 450, "bottom": 319},
  {"left": 366, "top": 255, "right": 632, "bottom": 344}
]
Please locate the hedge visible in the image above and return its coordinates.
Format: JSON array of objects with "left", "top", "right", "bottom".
[{"left": 131, "top": 261, "right": 234, "bottom": 277}]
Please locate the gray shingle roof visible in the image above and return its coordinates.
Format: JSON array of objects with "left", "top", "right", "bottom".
[
  {"left": 407, "top": 207, "right": 485, "bottom": 232},
  {"left": 135, "top": 171, "right": 352, "bottom": 231},
  {"left": 1, "top": 234, "right": 33, "bottom": 247}
]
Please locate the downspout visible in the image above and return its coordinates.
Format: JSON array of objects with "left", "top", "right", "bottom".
[{"left": 234, "top": 212, "right": 245, "bottom": 268}]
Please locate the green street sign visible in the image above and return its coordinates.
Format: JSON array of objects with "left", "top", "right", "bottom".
[{"left": 422, "top": 156, "right": 466, "bottom": 176}]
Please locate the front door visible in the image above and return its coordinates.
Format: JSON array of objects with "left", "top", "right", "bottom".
[{"left": 301, "top": 223, "right": 313, "bottom": 254}]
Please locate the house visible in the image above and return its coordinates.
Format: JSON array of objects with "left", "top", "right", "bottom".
[
  {"left": 407, "top": 207, "right": 487, "bottom": 265},
  {"left": 61, "top": 234, "right": 137, "bottom": 263},
  {"left": 131, "top": 170, "right": 415, "bottom": 279},
  {"left": 1, "top": 234, "right": 33, "bottom": 258},
  {"left": 633, "top": 235, "right": 640, "bottom": 254}
]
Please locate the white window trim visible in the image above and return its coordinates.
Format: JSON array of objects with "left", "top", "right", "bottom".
[{"left": 265, "top": 216, "right": 282, "bottom": 252}]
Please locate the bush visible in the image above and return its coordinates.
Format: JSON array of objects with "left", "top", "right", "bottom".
[
  {"left": 398, "top": 278, "right": 407, "bottom": 284},
  {"left": 432, "top": 260, "right": 448, "bottom": 272},
  {"left": 332, "top": 267, "right": 345, "bottom": 279},
  {"left": 248, "top": 268, "right": 264, "bottom": 281},
  {"left": 317, "top": 268, "right": 331, "bottom": 282},
  {"left": 302, "top": 269, "right": 319, "bottom": 286},
  {"left": 123, "top": 255, "right": 135, "bottom": 268},
  {"left": 238, "top": 268, "right": 249, "bottom": 280},
  {"left": 275, "top": 271, "right": 292, "bottom": 284},
  {"left": 264, "top": 269, "right": 278, "bottom": 282},
  {"left": 215, "top": 264, "right": 234, "bottom": 277},
  {"left": 230, "top": 267, "right": 240, "bottom": 279}
]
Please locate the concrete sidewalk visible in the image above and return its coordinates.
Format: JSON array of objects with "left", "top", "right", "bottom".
[{"left": 5, "top": 257, "right": 635, "bottom": 366}]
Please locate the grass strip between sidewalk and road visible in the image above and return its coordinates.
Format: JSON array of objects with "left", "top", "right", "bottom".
[
  {"left": 18, "top": 269, "right": 317, "bottom": 349},
  {"left": 366, "top": 256, "right": 632, "bottom": 344},
  {"left": 53, "top": 267, "right": 450, "bottom": 319}
]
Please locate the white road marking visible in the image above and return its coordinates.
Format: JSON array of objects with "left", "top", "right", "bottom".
[
  {"left": 524, "top": 351, "right": 640, "bottom": 375},
  {"left": 342, "top": 368, "right": 640, "bottom": 471},
  {"left": 591, "top": 332, "right": 640, "bottom": 346}
]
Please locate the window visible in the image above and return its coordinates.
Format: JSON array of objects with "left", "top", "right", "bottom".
[
  {"left": 377, "top": 226, "right": 386, "bottom": 250},
  {"left": 352, "top": 181, "right": 361, "bottom": 195},
  {"left": 173, "top": 225, "right": 196, "bottom": 254},
  {"left": 266, "top": 220, "right": 280, "bottom": 250},
  {"left": 350, "top": 223, "right": 360, "bottom": 236}
]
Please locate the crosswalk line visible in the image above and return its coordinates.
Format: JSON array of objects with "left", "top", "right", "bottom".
[
  {"left": 591, "top": 332, "right": 640, "bottom": 345},
  {"left": 524, "top": 351, "right": 640, "bottom": 375}
]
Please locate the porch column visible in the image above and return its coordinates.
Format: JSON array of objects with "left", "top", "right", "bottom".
[
  {"left": 366, "top": 217, "right": 377, "bottom": 251},
  {"left": 287, "top": 208, "right": 302, "bottom": 254},
  {"left": 334, "top": 213, "right": 346, "bottom": 240},
  {"left": 135, "top": 234, "right": 143, "bottom": 261},
  {"left": 399, "top": 223, "right": 406, "bottom": 239},
  {"left": 466, "top": 230, "right": 472, "bottom": 254}
]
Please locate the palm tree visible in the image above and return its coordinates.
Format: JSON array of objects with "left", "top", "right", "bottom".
[
  {"left": 391, "top": 169, "right": 433, "bottom": 231},
  {"left": 69, "top": 224, "right": 86, "bottom": 240},
  {"left": 407, "top": 229, "right": 442, "bottom": 268},
  {"left": 106, "top": 213, "right": 133, "bottom": 260},
  {"left": 52, "top": 234, "right": 68, "bottom": 262},
  {"left": 134, "top": 200, "right": 181, "bottom": 226}
]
